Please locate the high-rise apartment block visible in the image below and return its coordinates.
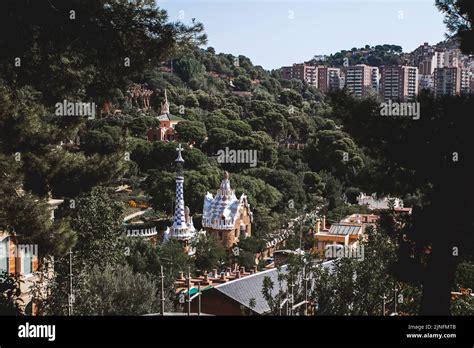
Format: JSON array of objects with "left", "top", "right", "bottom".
[
  {"left": 371, "top": 67, "right": 380, "bottom": 93},
  {"left": 381, "top": 66, "right": 418, "bottom": 101},
  {"left": 281, "top": 63, "right": 318, "bottom": 87},
  {"left": 434, "top": 66, "right": 471, "bottom": 96},
  {"left": 344, "top": 64, "right": 374, "bottom": 97},
  {"left": 280, "top": 42, "right": 472, "bottom": 99},
  {"left": 317, "top": 67, "right": 343, "bottom": 92},
  {"left": 418, "top": 74, "right": 434, "bottom": 92}
]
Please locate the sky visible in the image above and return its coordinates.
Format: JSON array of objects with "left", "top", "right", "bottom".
[{"left": 157, "top": 0, "right": 448, "bottom": 70}]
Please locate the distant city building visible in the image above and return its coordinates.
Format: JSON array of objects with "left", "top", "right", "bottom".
[
  {"left": 461, "top": 68, "right": 471, "bottom": 94},
  {"left": 418, "top": 55, "right": 437, "bottom": 75},
  {"left": 443, "top": 49, "right": 461, "bottom": 68},
  {"left": 344, "top": 64, "right": 374, "bottom": 97},
  {"left": 380, "top": 65, "right": 418, "bottom": 101},
  {"left": 281, "top": 63, "right": 318, "bottom": 86},
  {"left": 281, "top": 42, "right": 472, "bottom": 99},
  {"left": 357, "top": 192, "right": 404, "bottom": 210},
  {"left": 341, "top": 213, "right": 380, "bottom": 225},
  {"left": 434, "top": 67, "right": 462, "bottom": 97},
  {"left": 411, "top": 42, "right": 473, "bottom": 96},
  {"left": 371, "top": 67, "right": 380, "bottom": 93},
  {"left": 418, "top": 74, "right": 435, "bottom": 92},
  {"left": 202, "top": 172, "right": 253, "bottom": 249},
  {"left": 412, "top": 42, "right": 435, "bottom": 67},
  {"left": 317, "top": 67, "right": 343, "bottom": 92}
]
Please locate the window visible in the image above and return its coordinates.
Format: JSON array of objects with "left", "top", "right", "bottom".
[
  {"left": 21, "top": 247, "right": 33, "bottom": 276},
  {"left": 0, "top": 237, "right": 9, "bottom": 274}
]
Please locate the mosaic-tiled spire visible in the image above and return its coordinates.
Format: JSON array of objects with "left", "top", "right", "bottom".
[{"left": 172, "top": 143, "right": 187, "bottom": 232}]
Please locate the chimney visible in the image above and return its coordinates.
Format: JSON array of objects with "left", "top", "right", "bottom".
[
  {"left": 322, "top": 215, "right": 326, "bottom": 230},
  {"left": 213, "top": 269, "right": 218, "bottom": 278},
  {"left": 236, "top": 271, "right": 241, "bottom": 278},
  {"left": 252, "top": 266, "right": 258, "bottom": 274},
  {"left": 226, "top": 267, "right": 231, "bottom": 276},
  {"left": 240, "top": 266, "right": 245, "bottom": 274},
  {"left": 220, "top": 272, "right": 226, "bottom": 280},
  {"left": 315, "top": 218, "right": 321, "bottom": 235},
  {"left": 204, "top": 273, "right": 209, "bottom": 283}
]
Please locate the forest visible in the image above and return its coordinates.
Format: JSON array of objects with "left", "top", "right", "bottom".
[{"left": 0, "top": 0, "right": 473, "bottom": 315}]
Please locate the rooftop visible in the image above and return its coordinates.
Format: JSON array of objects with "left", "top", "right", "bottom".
[
  {"left": 157, "top": 113, "right": 186, "bottom": 122},
  {"left": 321, "top": 223, "right": 362, "bottom": 236},
  {"left": 211, "top": 261, "right": 336, "bottom": 315}
]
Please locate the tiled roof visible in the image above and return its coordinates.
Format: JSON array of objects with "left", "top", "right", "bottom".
[
  {"left": 327, "top": 224, "right": 362, "bottom": 236},
  {"left": 157, "top": 113, "right": 186, "bottom": 121},
  {"left": 202, "top": 173, "right": 252, "bottom": 230},
  {"left": 213, "top": 261, "right": 335, "bottom": 314}
]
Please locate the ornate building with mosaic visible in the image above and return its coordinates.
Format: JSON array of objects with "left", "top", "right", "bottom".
[{"left": 202, "top": 172, "right": 253, "bottom": 249}]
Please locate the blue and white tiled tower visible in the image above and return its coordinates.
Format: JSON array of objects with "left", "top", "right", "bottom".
[{"left": 163, "top": 144, "right": 196, "bottom": 244}]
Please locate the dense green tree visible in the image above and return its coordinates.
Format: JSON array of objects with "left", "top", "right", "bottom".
[
  {"left": 72, "top": 264, "right": 160, "bottom": 315},
  {"left": 70, "top": 186, "right": 125, "bottom": 270},
  {"left": 0, "top": 154, "right": 75, "bottom": 259},
  {"left": 0, "top": 0, "right": 207, "bottom": 104},
  {"left": 436, "top": 0, "right": 474, "bottom": 54},
  {"left": 227, "top": 120, "right": 252, "bottom": 137},
  {"left": 192, "top": 233, "right": 226, "bottom": 272},
  {"left": 329, "top": 88, "right": 474, "bottom": 315},
  {"left": 0, "top": 273, "right": 22, "bottom": 315},
  {"left": 81, "top": 126, "right": 122, "bottom": 155},
  {"left": 263, "top": 225, "right": 421, "bottom": 316},
  {"left": 175, "top": 121, "right": 207, "bottom": 147},
  {"left": 233, "top": 75, "right": 252, "bottom": 91},
  {"left": 174, "top": 55, "right": 206, "bottom": 83}
]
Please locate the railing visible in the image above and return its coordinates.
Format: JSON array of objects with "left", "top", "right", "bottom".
[{"left": 125, "top": 226, "right": 158, "bottom": 237}]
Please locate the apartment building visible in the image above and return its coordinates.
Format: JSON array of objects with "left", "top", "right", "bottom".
[
  {"left": 344, "top": 64, "right": 374, "bottom": 97},
  {"left": 381, "top": 65, "right": 418, "bottom": 102},
  {"left": 317, "top": 67, "right": 343, "bottom": 92},
  {"left": 371, "top": 67, "right": 380, "bottom": 93},
  {"left": 443, "top": 49, "right": 461, "bottom": 68},
  {"left": 461, "top": 68, "right": 471, "bottom": 94},
  {"left": 418, "top": 74, "right": 435, "bottom": 92},
  {"left": 434, "top": 66, "right": 464, "bottom": 96},
  {"left": 281, "top": 63, "right": 318, "bottom": 87}
]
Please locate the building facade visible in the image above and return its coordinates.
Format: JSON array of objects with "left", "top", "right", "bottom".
[
  {"left": 281, "top": 63, "right": 318, "bottom": 86},
  {"left": 434, "top": 67, "right": 462, "bottom": 97},
  {"left": 418, "top": 74, "right": 435, "bottom": 92},
  {"left": 317, "top": 67, "right": 343, "bottom": 92},
  {"left": 344, "top": 64, "right": 374, "bottom": 97},
  {"left": 202, "top": 172, "right": 253, "bottom": 249},
  {"left": 381, "top": 65, "right": 418, "bottom": 102}
]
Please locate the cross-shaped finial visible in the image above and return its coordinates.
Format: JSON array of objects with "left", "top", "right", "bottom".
[{"left": 176, "top": 143, "right": 184, "bottom": 163}]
